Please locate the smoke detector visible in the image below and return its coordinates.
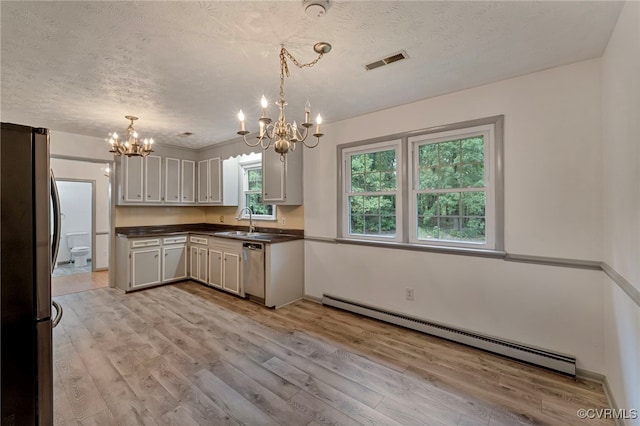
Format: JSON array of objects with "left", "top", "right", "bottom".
[{"left": 303, "top": 0, "right": 330, "bottom": 18}]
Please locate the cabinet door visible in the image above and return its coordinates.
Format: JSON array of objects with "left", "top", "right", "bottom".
[
  {"left": 189, "top": 246, "right": 199, "bottom": 280},
  {"left": 182, "top": 160, "right": 195, "bottom": 203},
  {"left": 131, "top": 248, "right": 161, "bottom": 288},
  {"left": 163, "top": 245, "right": 187, "bottom": 282},
  {"left": 145, "top": 155, "right": 162, "bottom": 202},
  {"left": 223, "top": 252, "right": 241, "bottom": 295},
  {"left": 165, "top": 157, "right": 181, "bottom": 203},
  {"left": 197, "top": 160, "right": 209, "bottom": 203},
  {"left": 208, "top": 249, "right": 223, "bottom": 288},
  {"left": 262, "top": 150, "right": 285, "bottom": 202},
  {"left": 125, "top": 156, "right": 144, "bottom": 202},
  {"left": 208, "top": 158, "right": 222, "bottom": 203},
  {"left": 198, "top": 247, "right": 208, "bottom": 282}
]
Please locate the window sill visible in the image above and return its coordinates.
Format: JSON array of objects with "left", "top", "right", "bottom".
[{"left": 334, "top": 237, "right": 506, "bottom": 259}]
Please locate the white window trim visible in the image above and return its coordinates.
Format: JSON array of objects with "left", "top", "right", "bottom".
[
  {"left": 239, "top": 159, "right": 276, "bottom": 221},
  {"left": 408, "top": 124, "right": 496, "bottom": 250},
  {"left": 341, "top": 139, "right": 402, "bottom": 242},
  {"left": 337, "top": 115, "right": 504, "bottom": 254}
]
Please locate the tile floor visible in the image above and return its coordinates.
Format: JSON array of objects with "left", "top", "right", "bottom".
[{"left": 52, "top": 260, "right": 92, "bottom": 277}]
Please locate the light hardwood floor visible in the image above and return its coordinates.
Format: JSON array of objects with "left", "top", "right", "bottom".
[
  {"left": 52, "top": 270, "right": 109, "bottom": 297},
  {"left": 52, "top": 281, "right": 613, "bottom": 425}
]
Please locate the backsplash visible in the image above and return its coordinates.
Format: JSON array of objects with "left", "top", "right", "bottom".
[
  {"left": 204, "top": 205, "right": 304, "bottom": 230},
  {"left": 115, "top": 206, "right": 207, "bottom": 227},
  {"left": 114, "top": 205, "right": 304, "bottom": 230}
]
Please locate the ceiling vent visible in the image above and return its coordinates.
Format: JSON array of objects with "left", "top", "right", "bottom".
[{"left": 364, "top": 50, "right": 409, "bottom": 71}]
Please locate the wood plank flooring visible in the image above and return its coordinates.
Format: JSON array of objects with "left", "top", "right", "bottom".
[
  {"left": 52, "top": 281, "right": 613, "bottom": 425},
  {"left": 52, "top": 270, "right": 109, "bottom": 297}
]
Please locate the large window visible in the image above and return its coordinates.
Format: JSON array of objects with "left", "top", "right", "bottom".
[
  {"left": 342, "top": 140, "right": 401, "bottom": 241},
  {"left": 340, "top": 117, "right": 502, "bottom": 251},
  {"left": 240, "top": 159, "right": 275, "bottom": 220}
]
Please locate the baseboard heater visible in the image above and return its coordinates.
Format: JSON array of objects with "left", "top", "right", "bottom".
[{"left": 322, "top": 294, "right": 576, "bottom": 376}]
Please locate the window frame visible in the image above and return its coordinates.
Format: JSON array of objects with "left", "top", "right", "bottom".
[
  {"left": 408, "top": 124, "right": 496, "bottom": 249},
  {"left": 337, "top": 115, "right": 503, "bottom": 253},
  {"left": 239, "top": 159, "right": 276, "bottom": 221},
  {"left": 341, "top": 139, "right": 403, "bottom": 242}
]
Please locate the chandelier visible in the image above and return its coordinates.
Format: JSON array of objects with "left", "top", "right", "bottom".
[
  {"left": 237, "top": 42, "right": 331, "bottom": 159},
  {"left": 108, "top": 115, "right": 154, "bottom": 157}
]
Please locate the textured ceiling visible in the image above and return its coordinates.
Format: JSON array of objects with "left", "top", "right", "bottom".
[{"left": 1, "top": 1, "right": 623, "bottom": 150}]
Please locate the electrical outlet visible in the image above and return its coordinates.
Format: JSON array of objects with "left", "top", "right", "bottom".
[
  {"left": 281, "top": 217, "right": 286, "bottom": 225},
  {"left": 405, "top": 288, "right": 414, "bottom": 301},
  {"left": 219, "top": 215, "right": 224, "bottom": 223}
]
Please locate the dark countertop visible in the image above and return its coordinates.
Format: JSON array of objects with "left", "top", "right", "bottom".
[{"left": 115, "top": 223, "right": 304, "bottom": 244}]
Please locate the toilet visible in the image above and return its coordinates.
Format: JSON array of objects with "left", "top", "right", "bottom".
[{"left": 66, "top": 232, "right": 90, "bottom": 267}]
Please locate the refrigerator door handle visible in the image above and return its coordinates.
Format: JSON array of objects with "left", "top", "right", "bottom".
[
  {"left": 52, "top": 300, "right": 63, "bottom": 328},
  {"left": 50, "top": 170, "right": 61, "bottom": 274}
]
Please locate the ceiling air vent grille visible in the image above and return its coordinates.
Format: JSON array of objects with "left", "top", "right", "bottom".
[{"left": 364, "top": 50, "right": 408, "bottom": 71}]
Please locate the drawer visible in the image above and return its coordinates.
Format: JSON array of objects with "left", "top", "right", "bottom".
[
  {"left": 163, "top": 236, "right": 187, "bottom": 244},
  {"left": 190, "top": 236, "right": 208, "bottom": 245},
  {"left": 131, "top": 238, "right": 160, "bottom": 248}
]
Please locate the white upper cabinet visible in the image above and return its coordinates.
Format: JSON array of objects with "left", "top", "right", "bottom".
[
  {"left": 124, "top": 156, "right": 143, "bottom": 202},
  {"left": 208, "top": 157, "right": 221, "bottom": 203},
  {"left": 165, "top": 157, "right": 181, "bottom": 203},
  {"left": 262, "top": 146, "right": 303, "bottom": 205},
  {"left": 144, "top": 155, "right": 162, "bottom": 203},
  {"left": 197, "top": 157, "right": 239, "bottom": 206},
  {"left": 181, "top": 160, "right": 195, "bottom": 203},
  {"left": 122, "top": 155, "right": 162, "bottom": 204},
  {"left": 197, "top": 159, "right": 209, "bottom": 203},
  {"left": 116, "top": 150, "right": 241, "bottom": 206}
]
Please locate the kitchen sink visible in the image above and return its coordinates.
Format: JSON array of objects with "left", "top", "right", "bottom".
[{"left": 214, "top": 231, "right": 273, "bottom": 239}]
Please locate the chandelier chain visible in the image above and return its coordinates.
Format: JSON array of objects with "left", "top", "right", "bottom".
[{"left": 279, "top": 46, "right": 325, "bottom": 101}]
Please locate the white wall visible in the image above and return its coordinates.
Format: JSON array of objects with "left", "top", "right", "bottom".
[
  {"left": 602, "top": 1, "right": 640, "bottom": 422},
  {"left": 56, "top": 181, "right": 92, "bottom": 263},
  {"left": 50, "top": 130, "right": 113, "bottom": 161},
  {"left": 51, "top": 158, "right": 111, "bottom": 269},
  {"left": 304, "top": 58, "right": 606, "bottom": 372}
]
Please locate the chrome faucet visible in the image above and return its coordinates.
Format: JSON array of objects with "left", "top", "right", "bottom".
[{"left": 237, "top": 207, "right": 255, "bottom": 234}]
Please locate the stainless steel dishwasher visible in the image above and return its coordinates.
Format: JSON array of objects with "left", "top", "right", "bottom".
[{"left": 242, "top": 242, "right": 265, "bottom": 304}]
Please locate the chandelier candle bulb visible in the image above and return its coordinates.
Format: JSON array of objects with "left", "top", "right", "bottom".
[
  {"left": 305, "top": 100, "right": 311, "bottom": 123},
  {"left": 238, "top": 110, "right": 246, "bottom": 132},
  {"left": 315, "top": 114, "right": 322, "bottom": 134},
  {"left": 261, "top": 96, "right": 268, "bottom": 117}
]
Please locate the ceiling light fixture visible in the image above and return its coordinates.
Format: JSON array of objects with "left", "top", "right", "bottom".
[
  {"left": 108, "top": 115, "right": 154, "bottom": 157},
  {"left": 237, "top": 42, "right": 331, "bottom": 160}
]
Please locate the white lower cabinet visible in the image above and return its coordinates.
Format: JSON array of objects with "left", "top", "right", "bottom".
[
  {"left": 189, "top": 235, "right": 209, "bottom": 283},
  {"left": 222, "top": 252, "right": 241, "bottom": 295},
  {"left": 116, "top": 235, "right": 188, "bottom": 291},
  {"left": 207, "top": 249, "right": 222, "bottom": 288},
  {"left": 208, "top": 238, "right": 243, "bottom": 296},
  {"left": 131, "top": 247, "right": 161, "bottom": 288},
  {"left": 162, "top": 245, "right": 187, "bottom": 282}
]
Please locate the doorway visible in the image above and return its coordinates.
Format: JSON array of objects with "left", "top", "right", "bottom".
[{"left": 52, "top": 179, "right": 94, "bottom": 277}]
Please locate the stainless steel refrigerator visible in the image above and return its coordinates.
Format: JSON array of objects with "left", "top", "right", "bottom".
[{"left": 1, "top": 122, "right": 63, "bottom": 425}]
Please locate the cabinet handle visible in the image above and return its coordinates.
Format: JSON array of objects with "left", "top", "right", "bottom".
[
  {"left": 175, "top": 196, "right": 178, "bottom": 199},
  {"left": 154, "top": 254, "right": 158, "bottom": 258},
  {"left": 137, "top": 194, "right": 141, "bottom": 198}
]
